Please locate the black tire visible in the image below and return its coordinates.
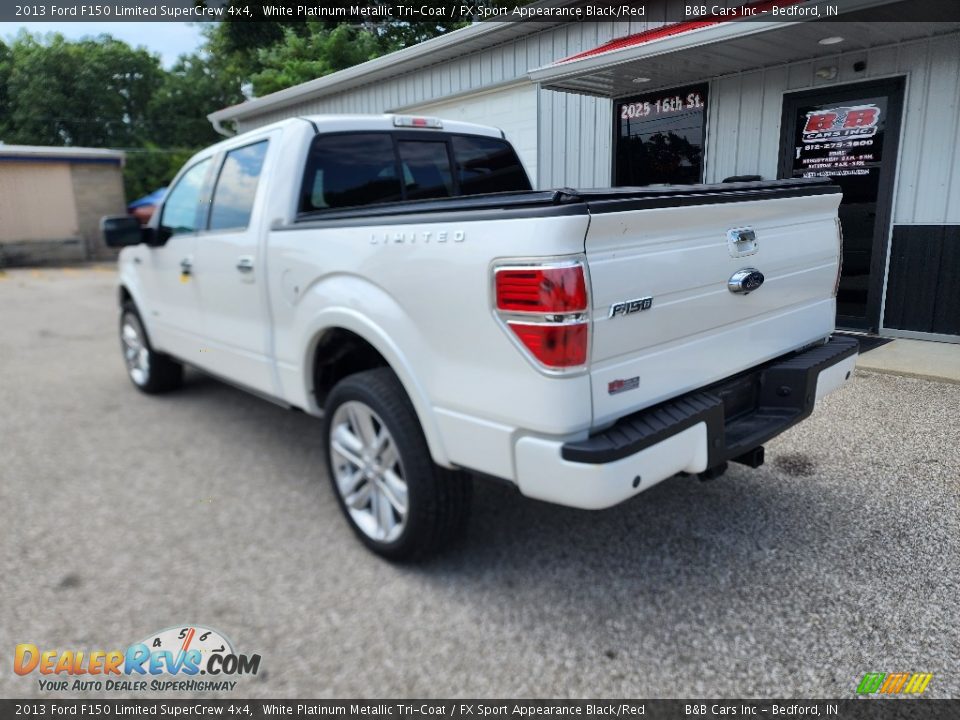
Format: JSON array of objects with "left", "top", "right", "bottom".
[
  {"left": 322, "top": 367, "right": 472, "bottom": 561},
  {"left": 120, "top": 301, "right": 183, "bottom": 394}
]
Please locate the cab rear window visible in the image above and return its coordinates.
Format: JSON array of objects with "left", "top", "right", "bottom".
[
  {"left": 301, "top": 134, "right": 402, "bottom": 211},
  {"left": 299, "top": 132, "right": 530, "bottom": 214},
  {"left": 452, "top": 136, "right": 530, "bottom": 196}
]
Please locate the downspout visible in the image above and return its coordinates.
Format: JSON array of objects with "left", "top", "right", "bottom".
[{"left": 208, "top": 113, "right": 235, "bottom": 138}]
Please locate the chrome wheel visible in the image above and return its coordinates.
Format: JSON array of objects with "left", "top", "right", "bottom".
[
  {"left": 121, "top": 313, "right": 150, "bottom": 386},
  {"left": 329, "top": 400, "right": 408, "bottom": 543}
]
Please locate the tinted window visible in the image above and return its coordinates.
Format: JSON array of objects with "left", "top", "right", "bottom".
[
  {"left": 301, "top": 134, "right": 401, "bottom": 211},
  {"left": 209, "top": 141, "right": 268, "bottom": 231},
  {"left": 615, "top": 83, "right": 708, "bottom": 186},
  {"left": 451, "top": 136, "right": 531, "bottom": 195},
  {"left": 397, "top": 140, "right": 454, "bottom": 200},
  {"left": 160, "top": 159, "right": 211, "bottom": 236}
]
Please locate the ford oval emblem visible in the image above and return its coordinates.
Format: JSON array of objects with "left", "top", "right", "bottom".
[{"left": 728, "top": 268, "right": 765, "bottom": 294}]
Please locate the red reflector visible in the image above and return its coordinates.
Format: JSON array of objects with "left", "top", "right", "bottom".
[
  {"left": 507, "top": 322, "right": 588, "bottom": 368},
  {"left": 496, "top": 266, "right": 587, "bottom": 313}
]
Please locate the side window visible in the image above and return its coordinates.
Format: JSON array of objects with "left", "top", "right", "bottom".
[
  {"left": 397, "top": 140, "right": 453, "bottom": 200},
  {"left": 160, "top": 159, "right": 211, "bottom": 236},
  {"left": 451, "top": 136, "right": 532, "bottom": 196},
  {"left": 300, "top": 134, "right": 401, "bottom": 212},
  {"left": 209, "top": 141, "right": 269, "bottom": 231}
]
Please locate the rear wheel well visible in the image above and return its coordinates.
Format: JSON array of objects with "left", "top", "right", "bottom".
[
  {"left": 312, "top": 329, "right": 390, "bottom": 407},
  {"left": 119, "top": 286, "right": 132, "bottom": 307}
]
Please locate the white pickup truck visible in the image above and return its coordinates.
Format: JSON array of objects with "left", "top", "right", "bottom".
[{"left": 103, "top": 114, "right": 858, "bottom": 559}]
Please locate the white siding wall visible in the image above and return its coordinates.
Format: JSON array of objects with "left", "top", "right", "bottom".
[
  {"left": 234, "top": 26, "right": 575, "bottom": 131},
  {"left": 538, "top": 89, "right": 612, "bottom": 189},
  {"left": 229, "top": 20, "right": 959, "bottom": 220},
  {"left": 705, "top": 33, "right": 960, "bottom": 224},
  {"left": 232, "top": 20, "right": 661, "bottom": 189},
  {"left": 401, "top": 83, "right": 539, "bottom": 185}
]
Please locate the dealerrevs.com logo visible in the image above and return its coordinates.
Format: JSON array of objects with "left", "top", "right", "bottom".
[{"left": 14, "top": 625, "right": 261, "bottom": 693}]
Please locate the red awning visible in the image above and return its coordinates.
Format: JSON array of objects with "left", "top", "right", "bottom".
[{"left": 556, "top": 0, "right": 805, "bottom": 65}]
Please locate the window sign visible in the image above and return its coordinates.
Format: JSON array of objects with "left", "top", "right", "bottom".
[
  {"left": 615, "top": 83, "right": 708, "bottom": 186},
  {"left": 789, "top": 99, "right": 888, "bottom": 179}
]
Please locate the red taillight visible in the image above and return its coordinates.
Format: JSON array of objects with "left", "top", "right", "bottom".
[
  {"left": 495, "top": 266, "right": 588, "bottom": 313},
  {"left": 507, "top": 322, "right": 588, "bottom": 367},
  {"left": 493, "top": 261, "right": 589, "bottom": 370}
]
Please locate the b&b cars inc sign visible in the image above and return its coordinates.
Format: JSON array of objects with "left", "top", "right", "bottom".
[{"left": 793, "top": 102, "right": 885, "bottom": 178}]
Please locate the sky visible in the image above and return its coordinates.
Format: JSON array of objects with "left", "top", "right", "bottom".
[{"left": 0, "top": 22, "right": 207, "bottom": 68}]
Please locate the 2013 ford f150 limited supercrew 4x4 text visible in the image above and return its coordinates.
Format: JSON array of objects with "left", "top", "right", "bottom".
[{"left": 102, "top": 114, "right": 858, "bottom": 559}]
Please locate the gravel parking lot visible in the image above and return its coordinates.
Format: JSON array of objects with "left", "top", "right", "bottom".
[{"left": 1, "top": 266, "right": 957, "bottom": 699}]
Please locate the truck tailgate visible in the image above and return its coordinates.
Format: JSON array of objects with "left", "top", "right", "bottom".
[{"left": 581, "top": 180, "right": 843, "bottom": 428}]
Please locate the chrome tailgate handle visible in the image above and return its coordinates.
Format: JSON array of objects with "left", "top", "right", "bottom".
[{"left": 727, "top": 227, "right": 758, "bottom": 257}]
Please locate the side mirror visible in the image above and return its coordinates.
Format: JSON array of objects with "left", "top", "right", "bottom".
[{"left": 101, "top": 216, "right": 144, "bottom": 248}]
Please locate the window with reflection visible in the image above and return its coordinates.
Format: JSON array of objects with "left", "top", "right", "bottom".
[
  {"left": 160, "top": 158, "right": 211, "bottom": 236},
  {"left": 451, "top": 136, "right": 531, "bottom": 195},
  {"left": 615, "top": 83, "right": 708, "bottom": 187},
  {"left": 300, "top": 134, "right": 402, "bottom": 211},
  {"left": 397, "top": 140, "right": 454, "bottom": 200},
  {"left": 209, "top": 141, "right": 269, "bottom": 231}
]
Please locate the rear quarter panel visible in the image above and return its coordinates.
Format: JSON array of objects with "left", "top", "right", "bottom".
[{"left": 267, "top": 213, "right": 592, "bottom": 473}]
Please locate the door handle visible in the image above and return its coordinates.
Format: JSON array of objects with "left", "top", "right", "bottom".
[
  {"left": 180, "top": 257, "right": 193, "bottom": 275},
  {"left": 236, "top": 256, "right": 255, "bottom": 273}
]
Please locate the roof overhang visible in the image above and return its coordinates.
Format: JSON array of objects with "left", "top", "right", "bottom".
[
  {"left": 0, "top": 144, "right": 125, "bottom": 165},
  {"left": 208, "top": 19, "right": 563, "bottom": 129},
  {"left": 529, "top": 0, "right": 960, "bottom": 98}
]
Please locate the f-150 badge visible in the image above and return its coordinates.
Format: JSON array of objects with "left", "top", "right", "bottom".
[{"left": 609, "top": 296, "right": 653, "bottom": 318}]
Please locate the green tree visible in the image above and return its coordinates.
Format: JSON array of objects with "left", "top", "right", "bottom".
[
  {"left": 375, "top": 0, "right": 471, "bottom": 50},
  {"left": 0, "top": 31, "right": 163, "bottom": 147},
  {"left": 122, "top": 144, "right": 196, "bottom": 204},
  {"left": 0, "top": 31, "right": 244, "bottom": 201},
  {"left": 147, "top": 52, "right": 244, "bottom": 147},
  {"left": 250, "top": 23, "right": 385, "bottom": 96},
  {"left": 203, "top": 1, "right": 472, "bottom": 98},
  {"left": 125, "top": 52, "right": 246, "bottom": 201},
  {"left": 0, "top": 40, "right": 11, "bottom": 138}
]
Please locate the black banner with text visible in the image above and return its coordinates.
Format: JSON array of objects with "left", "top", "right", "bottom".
[{"left": 2, "top": 700, "right": 960, "bottom": 720}]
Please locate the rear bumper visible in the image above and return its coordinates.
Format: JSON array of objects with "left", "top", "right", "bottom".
[{"left": 514, "top": 335, "right": 858, "bottom": 509}]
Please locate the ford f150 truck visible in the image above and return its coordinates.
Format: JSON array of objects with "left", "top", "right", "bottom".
[{"left": 102, "top": 114, "right": 858, "bottom": 560}]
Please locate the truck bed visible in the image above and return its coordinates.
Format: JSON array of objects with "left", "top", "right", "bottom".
[
  {"left": 293, "top": 178, "right": 838, "bottom": 224},
  {"left": 291, "top": 176, "right": 843, "bottom": 431}
]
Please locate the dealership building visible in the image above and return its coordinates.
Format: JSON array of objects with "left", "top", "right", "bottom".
[{"left": 209, "top": 0, "right": 960, "bottom": 343}]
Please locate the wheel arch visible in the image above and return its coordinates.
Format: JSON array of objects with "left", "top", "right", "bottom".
[
  {"left": 116, "top": 268, "right": 149, "bottom": 329},
  {"left": 119, "top": 285, "right": 133, "bottom": 307},
  {"left": 302, "top": 311, "right": 451, "bottom": 469}
]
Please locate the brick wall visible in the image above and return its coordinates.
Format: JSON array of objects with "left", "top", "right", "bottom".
[{"left": 69, "top": 163, "right": 126, "bottom": 261}]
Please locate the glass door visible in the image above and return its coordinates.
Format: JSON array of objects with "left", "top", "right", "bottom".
[{"left": 778, "top": 78, "right": 905, "bottom": 331}]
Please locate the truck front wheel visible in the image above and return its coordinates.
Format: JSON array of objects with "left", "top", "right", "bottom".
[
  {"left": 322, "top": 368, "right": 471, "bottom": 560},
  {"left": 119, "top": 301, "right": 183, "bottom": 394}
]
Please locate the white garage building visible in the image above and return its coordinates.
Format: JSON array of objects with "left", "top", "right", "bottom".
[{"left": 209, "top": 0, "right": 960, "bottom": 342}]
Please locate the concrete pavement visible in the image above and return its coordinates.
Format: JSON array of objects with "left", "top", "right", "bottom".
[
  {"left": 856, "top": 337, "right": 960, "bottom": 384},
  {"left": 1, "top": 266, "right": 958, "bottom": 699}
]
